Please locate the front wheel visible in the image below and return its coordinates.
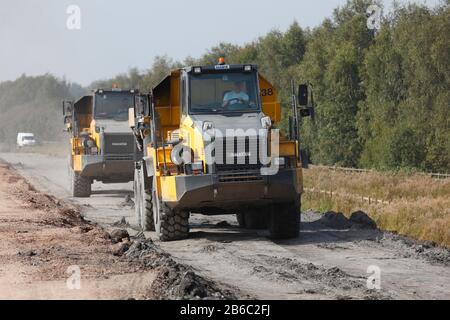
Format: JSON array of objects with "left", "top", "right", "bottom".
[
  {"left": 70, "top": 168, "right": 91, "bottom": 198},
  {"left": 152, "top": 187, "right": 189, "bottom": 241},
  {"left": 268, "top": 201, "right": 301, "bottom": 239}
]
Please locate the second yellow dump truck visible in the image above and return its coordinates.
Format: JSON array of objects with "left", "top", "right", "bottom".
[
  {"left": 130, "top": 60, "right": 312, "bottom": 241},
  {"left": 63, "top": 88, "right": 141, "bottom": 197}
]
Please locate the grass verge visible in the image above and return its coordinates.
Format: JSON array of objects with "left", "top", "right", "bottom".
[{"left": 303, "top": 166, "right": 450, "bottom": 247}]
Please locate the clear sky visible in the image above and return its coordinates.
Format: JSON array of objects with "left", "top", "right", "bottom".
[{"left": 0, "top": 0, "right": 442, "bottom": 85}]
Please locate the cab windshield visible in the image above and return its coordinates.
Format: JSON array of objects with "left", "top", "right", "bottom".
[
  {"left": 189, "top": 72, "right": 260, "bottom": 114},
  {"left": 94, "top": 92, "right": 134, "bottom": 121}
]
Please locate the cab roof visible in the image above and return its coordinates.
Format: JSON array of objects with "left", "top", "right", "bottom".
[
  {"left": 73, "top": 89, "right": 139, "bottom": 106},
  {"left": 185, "top": 64, "right": 258, "bottom": 74},
  {"left": 153, "top": 64, "right": 258, "bottom": 91},
  {"left": 92, "top": 88, "right": 139, "bottom": 94}
]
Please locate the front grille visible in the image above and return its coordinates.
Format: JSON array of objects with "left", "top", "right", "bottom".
[
  {"left": 103, "top": 133, "right": 135, "bottom": 155},
  {"left": 104, "top": 154, "right": 134, "bottom": 161},
  {"left": 214, "top": 136, "right": 266, "bottom": 183},
  {"left": 215, "top": 163, "right": 261, "bottom": 173},
  {"left": 214, "top": 136, "right": 265, "bottom": 167},
  {"left": 217, "top": 165, "right": 264, "bottom": 183}
]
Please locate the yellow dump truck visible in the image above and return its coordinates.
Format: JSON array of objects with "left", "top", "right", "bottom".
[
  {"left": 130, "top": 60, "right": 312, "bottom": 241},
  {"left": 63, "top": 89, "right": 141, "bottom": 197}
]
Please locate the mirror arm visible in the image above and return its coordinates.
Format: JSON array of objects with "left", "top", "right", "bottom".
[{"left": 291, "top": 80, "right": 300, "bottom": 160}]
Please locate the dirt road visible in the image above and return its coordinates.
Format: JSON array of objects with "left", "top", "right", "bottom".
[
  {"left": 1, "top": 152, "right": 449, "bottom": 300},
  {"left": 0, "top": 158, "right": 238, "bottom": 300},
  {"left": 0, "top": 160, "right": 157, "bottom": 299}
]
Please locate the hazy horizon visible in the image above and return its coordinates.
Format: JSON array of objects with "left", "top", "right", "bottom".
[{"left": 0, "top": 0, "right": 443, "bottom": 86}]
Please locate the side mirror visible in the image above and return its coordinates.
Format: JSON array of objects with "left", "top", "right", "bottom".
[
  {"left": 300, "top": 107, "right": 314, "bottom": 118},
  {"left": 62, "top": 100, "right": 73, "bottom": 116},
  {"left": 63, "top": 116, "right": 72, "bottom": 132},
  {"left": 145, "top": 95, "right": 151, "bottom": 117},
  {"left": 298, "top": 84, "right": 308, "bottom": 106},
  {"left": 134, "top": 95, "right": 151, "bottom": 117},
  {"left": 128, "top": 108, "right": 136, "bottom": 128},
  {"left": 62, "top": 101, "right": 74, "bottom": 131}
]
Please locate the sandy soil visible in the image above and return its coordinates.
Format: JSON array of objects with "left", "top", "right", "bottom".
[
  {"left": 0, "top": 161, "right": 158, "bottom": 299},
  {"left": 0, "top": 160, "right": 236, "bottom": 300},
  {"left": 1, "top": 152, "right": 449, "bottom": 300}
]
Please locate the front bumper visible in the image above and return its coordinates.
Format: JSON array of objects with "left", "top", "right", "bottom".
[
  {"left": 160, "top": 168, "right": 302, "bottom": 212},
  {"left": 78, "top": 155, "right": 135, "bottom": 183}
]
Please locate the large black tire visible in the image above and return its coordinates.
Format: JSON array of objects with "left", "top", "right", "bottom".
[
  {"left": 134, "top": 164, "right": 155, "bottom": 231},
  {"left": 236, "top": 213, "right": 246, "bottom": 228},
  {"left": 268, "top": 201, "right": 301, "bottom": 239},
  {"left": 153, "top": 189, "right": 189, "bottom": 241},
  {"left": 70, "top": 168, "right": 91, "bottom": 198},
  {"left": 133, "top": 168, "right": 142, "bottom": 228},
  {"left": 142, "top": 190, "right": 155, "bottom": 231},
  {"left": 246, "top": 209, "right": 268, "bottom": 229},
  {"left": 237, "top": 209, "right": 268, "bottom": 229}
]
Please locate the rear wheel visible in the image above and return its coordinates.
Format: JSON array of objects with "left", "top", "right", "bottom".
[
  {"left": 268, "top": 201, "right": 301, "bottom": 239},
  {"left": 237, "top": 209, "right": 268, "bottom": 229},
  {"left": 134, "top": 164, "right": 155, "bottom": 231},
  {"left": 70, "top": 168, "right": 91, "bottom": 198},
  {"left": 133, "top": 167, "right": 142, "bottom": 228},
  {"left": 245, "top": 209, "right": 268, "bottom": 229},
  {"left": 236, "top": 213, "right": 246, "bottom": 228}
]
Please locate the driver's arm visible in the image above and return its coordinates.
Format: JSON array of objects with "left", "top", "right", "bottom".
[{"left": 222, "top": 92, "right": 232, "bottom": 107}]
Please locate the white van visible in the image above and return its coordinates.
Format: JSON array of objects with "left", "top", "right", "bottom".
[{"left": 17, "top": 133, "right": 37, "bottom": 147}]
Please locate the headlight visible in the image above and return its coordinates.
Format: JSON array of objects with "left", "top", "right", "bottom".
[
  {"left": 87, "top": 140, "right": 95, "bottom": 148},
  {"left": 261, "top": 116, "right": 272, "bottom": 129},
  {"left": 203, "top": 121, "right": 214, "bottom": 132},
  {"left": 191, "top": 161, "right": 203, "bottom": 171},
  {"left": 83, "top": 139, "right": 95, "bottom": 148}
]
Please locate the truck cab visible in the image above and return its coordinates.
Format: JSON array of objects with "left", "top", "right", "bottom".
[
  {"left": 64, "top": 89, "right": 141, "bottom": 197},
  {"left": 131, "top": 61, "right": 312, "bottom": 241}
]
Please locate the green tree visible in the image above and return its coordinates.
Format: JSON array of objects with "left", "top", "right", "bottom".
[
  {"left": 358, "top": 2, "right": 449, "bottom": 172},
  {"left": 298, "top": 0, "right": 375, "bottom": 166}
]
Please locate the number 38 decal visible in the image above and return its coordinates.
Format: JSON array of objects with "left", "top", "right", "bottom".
[{"left": 261, "top": 88, "right": 274, "bottom": 97}]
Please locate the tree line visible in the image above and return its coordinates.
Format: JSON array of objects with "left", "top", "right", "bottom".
[
  {"left": 1, "top": 0, "right": 448, "bottom": 172},
  {"left": 0, "top": 74, "right": 85, "bottom": 143}
]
